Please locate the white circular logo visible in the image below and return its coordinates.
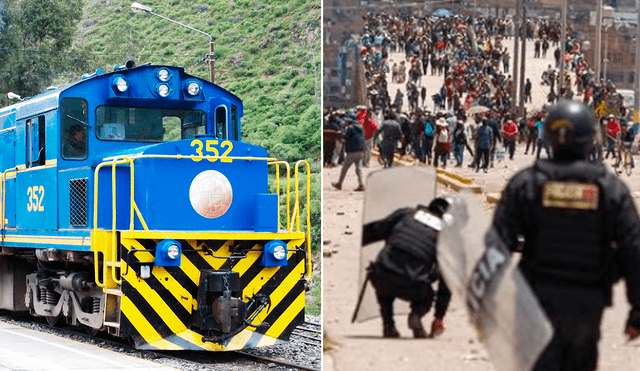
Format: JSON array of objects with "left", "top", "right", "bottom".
[{"left": 189, "top": 170, "right": 233, "bottom": 218}]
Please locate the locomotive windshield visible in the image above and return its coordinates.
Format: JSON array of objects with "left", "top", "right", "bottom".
[{"left": 95, "top": 106, "right": 205, "bottom": 142}]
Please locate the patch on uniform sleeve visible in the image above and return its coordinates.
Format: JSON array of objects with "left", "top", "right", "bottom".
[
  {"left": 542, "top": 181, "right": 599, "bottom": 210},
  {"left": 413, "top": 209, "right": 442, "bottom": 230}
]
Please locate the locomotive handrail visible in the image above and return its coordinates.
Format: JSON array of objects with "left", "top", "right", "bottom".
[
  {"left": 1, "top": 170, "right": 5, "bottom": 230},
  {"left": 93, "top": 157, "right": 149, "bottom": 232},
  {"left": 93, "top": 156, "right": 137, "bottom": 286},
  {"left": 1, "top": 171, "right": 4, "bottom": 230},
  {"left": 293, "top": 160, "right": 312, "bottom": 281},
  {"left": 267, "top": 161, "right": 291, "bottom": 231},
  {"left": 0, "top": 168, "right": 17, "bottom": 230}
]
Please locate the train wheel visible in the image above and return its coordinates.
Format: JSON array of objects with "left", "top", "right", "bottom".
[
  {"left": 83, "top": 325, "right": 99, "bottom": 337},
  {"left": 45, "top": 316, "right": 59, "bottom": 327}
]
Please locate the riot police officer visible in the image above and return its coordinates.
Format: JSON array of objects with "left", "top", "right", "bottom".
[
  {"left": 362, "top": 197, "right": 452, "bottom": 338},
  {"left": 491, "top": 100, "right": 640, "bottom": 370}
]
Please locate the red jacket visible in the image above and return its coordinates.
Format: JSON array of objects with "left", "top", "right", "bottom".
[
  {"left": 358, "top": 111, "right": 378, "bottom": 139},
  {"left": 502, "top": 120, "right": 518, "bottom": 138},
  {"left": 606, "top": 119, "right": 621, "bottom": 139}
]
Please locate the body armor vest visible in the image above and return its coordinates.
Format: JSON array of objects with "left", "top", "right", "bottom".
[
  {"left": 386, "top": 206, "right": 439, "bottom": 265},
  {"left": 525, "top": 161, "right": 611, "bottom": 285}
]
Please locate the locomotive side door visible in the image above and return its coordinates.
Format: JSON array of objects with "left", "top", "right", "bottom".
[
  {"left": 0, "top": 122, "right": 17, "bottom": 240},
  {"left": 16, "top": 115, "right": 57, "bottom": 231},
  {"left": 209, "top": 98, "right": 232, "bottom": 140}
]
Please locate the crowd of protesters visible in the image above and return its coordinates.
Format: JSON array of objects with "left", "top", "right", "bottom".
[{"left": 324, "top": 11, "right": 639, "bottom": 184}]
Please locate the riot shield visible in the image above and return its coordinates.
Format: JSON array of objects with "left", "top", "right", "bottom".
[
  {"left": 352, "top": 166, "right": 437, "bottom": 323},
  {"left": 437, "top": 192, "right": 553, "bottom": 371}
]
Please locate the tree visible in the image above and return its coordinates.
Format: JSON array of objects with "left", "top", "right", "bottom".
[
  {"left": 0, "top": 1, "right": 6, "bottom": 36},
  {"left": 0, "top": 0, "right": 86, "bottom": 105}
]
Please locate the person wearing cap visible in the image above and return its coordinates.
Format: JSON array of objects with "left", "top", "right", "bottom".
[
  {"left": 433, "top": 116, "right": 450, "bottom": 168},
  {"left": 332, "top": 117, "right": 366, "bottom": 192},
  {"left": 501, "top": 115, "right": 519, "bottom": 160},
  {"left": 604, "top": 114, "right": 621, "bottom": 161},
  {"left": 491, "top": 100, "right": 640, "bottom": 370},
  {"left": 615, "top": 119, "right": 637, "bottom": 169}
]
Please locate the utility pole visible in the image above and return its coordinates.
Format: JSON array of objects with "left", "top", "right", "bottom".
[
  {"left": 559, "top": 0, "right": 567, "bottom": 92},
  {"left": 512, "top": 0, "right": 522, "bottom": 113},
  {"left": 209, "top": 38, "right": 215, "bottom": 83},
  {"left": 603, "top": 29, "right": 609, "bottom": 82},
  {"left": 519, "top": 5, "right": 527, "bottom": 117},
  {"left": 595, "top": 0, "right": 603, "bottom": 82},
  {"left": 635, "top": 0, "right": 640, "bottom": 113}
]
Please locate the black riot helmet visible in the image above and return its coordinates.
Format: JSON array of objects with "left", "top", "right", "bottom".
[
  {"left": 427, "top": 197, "right": 450, "bottom": 218},
  {"left": 544, "top": 99, "right": 596, "bottom": 160}
]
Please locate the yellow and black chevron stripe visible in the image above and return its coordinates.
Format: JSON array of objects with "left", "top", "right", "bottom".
[{"left": 118, "top": 232, "right": 307, "bottom": 351}]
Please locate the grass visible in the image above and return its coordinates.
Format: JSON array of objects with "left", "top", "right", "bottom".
[{"left": 306, "top": 273, "right": 321, "bottom": 316}]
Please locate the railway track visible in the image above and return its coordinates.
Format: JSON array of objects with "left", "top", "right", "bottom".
[
  {"left": 290, "top": 320, "right": 322, "bottom": 347},
  {"left": 0, "top": 312, "right": 321, "bottom": 370}
]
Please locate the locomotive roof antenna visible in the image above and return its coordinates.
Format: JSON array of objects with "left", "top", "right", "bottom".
[
  {"left": 7, "top": 92, "right": 22, "bottom": 101},
  {"left": 131, "top": 2, "right": 215, "bottom": 83}
]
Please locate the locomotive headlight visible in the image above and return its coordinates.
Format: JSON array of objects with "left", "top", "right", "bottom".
[
  {"left": 154, "top": 239, "right": 182, "bottom": 267},
  {"left": 167, "top": 244, "right": 180, "bottom": 259},
  {"left": 187, "top": 81, "right": 200, "bottom": 96},
  {"left": 116, "top": 77, "right": 128, "bottom": 92},
  {"left": 110, "top": 75, "right": 129, "bottom": 94},
  {"left": 158, "top": 84, "right": 170, "bottom": 97},
  {"left": 261, "top": 240, "right": 288, "bottom": 267},
  {"left": 273, "top": 245, "right": 286, "bottom": 260},
  {"left": 157, "top": 68, "right": 170, "bottom": 82}
]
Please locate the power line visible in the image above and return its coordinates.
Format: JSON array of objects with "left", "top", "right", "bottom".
[
  {"left": 0, "top": 57, "right": 209, "bottom": 80},
  {"left": 0, "top": 46, "right": 205, "bottom": 59}
]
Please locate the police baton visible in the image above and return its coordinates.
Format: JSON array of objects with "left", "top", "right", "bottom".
[{"left": 351, "top": 264, "right": 373, "bottom": 323}]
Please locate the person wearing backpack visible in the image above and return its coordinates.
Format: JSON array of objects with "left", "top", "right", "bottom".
[{"left": 423, "top": 112, "right": 436, "bottom": 165}]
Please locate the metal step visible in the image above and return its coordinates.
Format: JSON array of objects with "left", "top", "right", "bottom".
[
  {"left": 103, "top": 321, "right": 120, "bottom": 328},
  {"left": 105, "top": 288, "right": 122, "bottom": 296}
]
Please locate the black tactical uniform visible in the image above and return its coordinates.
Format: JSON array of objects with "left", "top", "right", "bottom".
[
  {"left": 362, "top": 198, "right": 452, "bottom": 338},
  {"left": 492, "top": 100, "right": 640, "bottom": 371}
]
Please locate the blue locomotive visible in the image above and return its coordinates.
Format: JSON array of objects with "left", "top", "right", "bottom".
[{"left": 0, "top": 61, "right": 312, "bottom": 350}]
